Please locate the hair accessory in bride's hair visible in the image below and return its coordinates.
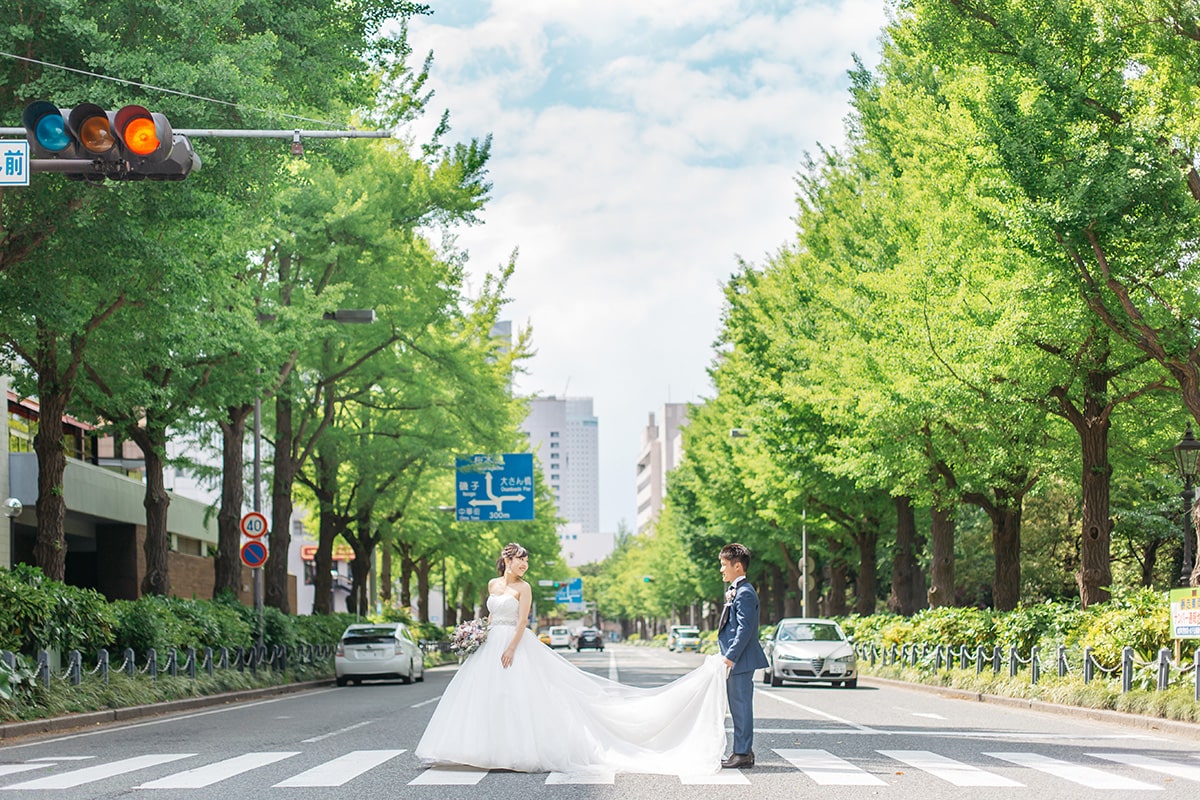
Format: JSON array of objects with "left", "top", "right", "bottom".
[
  {"left": 495, "top": 542, "right": 529, "bottom": 576},
  {"left": 450, "top": 618, "right": 488, "bottom": 659}
]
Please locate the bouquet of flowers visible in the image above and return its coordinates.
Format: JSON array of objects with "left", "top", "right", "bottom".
[{"left": 450, "top": 618, "right": 488, "bottom": 659}]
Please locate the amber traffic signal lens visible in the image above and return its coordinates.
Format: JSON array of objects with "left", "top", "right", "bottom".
[
  {"left": 78, "top": 115, "right": 114, "bottom": 153},
  {"left": 123, "top": 117, "right": 160, "bottom": 156}
]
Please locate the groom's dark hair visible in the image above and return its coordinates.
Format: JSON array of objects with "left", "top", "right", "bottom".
[{"left": 720, "top": 543, "right": 751, "bottom": 569}]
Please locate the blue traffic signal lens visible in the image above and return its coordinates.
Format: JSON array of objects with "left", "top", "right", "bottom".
[{"left": 34, "top": 113, "right": 70, "bottom": 152}]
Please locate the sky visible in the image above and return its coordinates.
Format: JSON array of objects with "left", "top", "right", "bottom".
[{"left": 403, "top": 1, "right": 890, "bottom": 533}]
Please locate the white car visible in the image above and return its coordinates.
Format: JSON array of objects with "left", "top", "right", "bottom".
[
  {"left": 335, "top": 623, "right": 425, "bottom": 686},
  {"left": 547, "top": 626, "right": 572, "bottom": 649},
  {"left": 762, "top": 617, "right": 857, "bottom": 688}
]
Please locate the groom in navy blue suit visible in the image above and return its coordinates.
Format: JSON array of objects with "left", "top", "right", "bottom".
[{"left": 717, "top": 543, "right": 769, "bottom": 769}]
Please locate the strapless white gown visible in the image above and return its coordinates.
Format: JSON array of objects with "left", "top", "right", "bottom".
[{"left": 414, "top": 593, "right": 728, "bottom": 774}]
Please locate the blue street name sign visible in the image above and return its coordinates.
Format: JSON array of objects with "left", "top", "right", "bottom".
[{"left": 455, "top": 453, "right": 535, "bottom": 522}]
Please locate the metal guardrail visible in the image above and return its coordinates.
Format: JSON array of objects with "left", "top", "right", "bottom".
[
  {"left": 1, "top": 644, "right": 336, "bottom": 689},
  {"left": 856, "top": 641, "right": 1200, "bottom": 701}
]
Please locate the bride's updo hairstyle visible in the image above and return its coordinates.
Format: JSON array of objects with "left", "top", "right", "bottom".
[{"left": 497, "top": 542, "right": 529, "bottom": 576}]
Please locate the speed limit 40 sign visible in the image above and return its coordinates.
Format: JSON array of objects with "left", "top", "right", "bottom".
[{"left": 240, "top": 511, "right": 268, "bottom": 539}]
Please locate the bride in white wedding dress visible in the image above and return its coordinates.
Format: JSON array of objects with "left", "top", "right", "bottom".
[{"left": 414, "top": 543, "right": 728, "bottom": 775}]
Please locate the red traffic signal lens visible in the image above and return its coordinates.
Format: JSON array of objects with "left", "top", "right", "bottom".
[{"left": 123, "top": 117, "right": 160, "bottom": 156}]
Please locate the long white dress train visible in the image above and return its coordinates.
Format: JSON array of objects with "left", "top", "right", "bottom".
[{"left": 414, "top": 593, "right": 728, "bottom": 775}]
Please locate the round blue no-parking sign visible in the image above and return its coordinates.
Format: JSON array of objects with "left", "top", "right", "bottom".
[{"left": 240, "top": 540, "right": 269, "bottom": 569}]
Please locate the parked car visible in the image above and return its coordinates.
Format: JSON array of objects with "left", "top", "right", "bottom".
[
  {"left": 538, "top": 629, "right": 552, "bottom": 646},
  {"left": 548, "top": 626, "right": 572, "bottom": 649},
  {"left": 335, "top": 623, "right": 425, "bottom": 687},
  {"left": 667, "top": 625, "right": 701, "bottom": 652},
  {"left": 575, "top": 628, "right": 604, "bottom": 651},
  {"left": 761, "top": 617, "right": 857, "bottom": 688}
]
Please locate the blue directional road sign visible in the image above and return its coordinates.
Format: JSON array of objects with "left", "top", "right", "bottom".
[
  {"left": 455, "top": 453, "right": 535, "bottom": 522},
  {"left": 554, "top": 577, "right": 583, "bottom": 604}
]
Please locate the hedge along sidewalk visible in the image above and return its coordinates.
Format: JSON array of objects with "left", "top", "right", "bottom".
[
  {"left": 860, "top": 673, "right": 1200, "bottom": 740},
  {"left": 0, "top": 678, "right": 334, "bottom": 742}
]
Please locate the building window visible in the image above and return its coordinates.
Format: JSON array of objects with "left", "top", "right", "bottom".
[
  {"left": 550, "top": 431, "right": 559, "bottom": 437},
  {"left": 550, "top": 442, "right": 559, "bottom": 449}
]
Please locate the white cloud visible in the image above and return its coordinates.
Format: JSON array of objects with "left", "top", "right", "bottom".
[{"left": 406, "top": 1, "right": 889, "bottom": 530}]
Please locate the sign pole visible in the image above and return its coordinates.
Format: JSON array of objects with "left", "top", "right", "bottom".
[{"left": 252, "top": 397, "right": 264, "bottom": 648}]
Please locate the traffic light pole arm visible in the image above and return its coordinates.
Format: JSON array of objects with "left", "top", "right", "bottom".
[
  {"left": 2, "top": 127, "right": 391, "bottom": 139},
  {"left": 30, "top": 159, "right": 101, "bottom": 172}
]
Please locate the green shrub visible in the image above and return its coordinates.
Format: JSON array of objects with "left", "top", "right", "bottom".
[
  {"left": 908, "top": 605, "right": 996, "bottom": 648},
  {"left": 0, "top": 565, "right": 116, "bottom": 655}
]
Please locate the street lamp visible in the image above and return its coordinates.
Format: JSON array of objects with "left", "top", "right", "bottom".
[{"left": 1173, "top": 425, "right": 1200, "bottom": 586}]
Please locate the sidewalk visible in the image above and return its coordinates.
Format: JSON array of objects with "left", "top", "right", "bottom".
[
  {"left": 0, "top": 678, "right": 334, "bottom": 743},
  {"left": 862, "top": 674, "right": 1200, "bottom": 739}
]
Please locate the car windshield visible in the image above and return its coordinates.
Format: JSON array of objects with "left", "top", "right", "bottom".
[
  {"left": 342, "top": 627, "right": 396, "bottom": 645},
  {"left": 776, "top": 622, "right": 843, "bottom": 642},
  {"left": 675, "top": 628, "right": 699, "bottom": 636}
]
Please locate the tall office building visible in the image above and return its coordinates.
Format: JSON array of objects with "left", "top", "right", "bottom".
[
  {"left": 522, "top": 396, "right": 599, "bottom": 534},
  {"left": 635, "top": 402, "right": 691, "bottom": 534}
]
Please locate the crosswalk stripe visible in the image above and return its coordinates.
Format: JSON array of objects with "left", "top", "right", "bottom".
[
  {"left": 774, "top": 749, "right": 887, "bottom": 785},
  {"left": 0, "top": 765, "right": 51, "bottom": 778},
  {"left": 1089, "top": 752, "right": 1200, "bottom": 783},
  {"left": 545, "top": 770, "right": 615, "bottom": 784},
  {"left": 407, "top": 765, "right": 489, "bottom": 785},
  {"left": 986, "top": 752, "right": 1163, "bottom": 791},
  {"left": 273, "top": 750, "right": 405, "bottom": 788},
  {"left": 136, "top": 751, "right": 300, "bottom": 788},
  {"left": 879, "top": 750, "right": 1022, "bottom": 787},
  {"left": 2, "top": 754, "right": 194, "bottom": 790}
]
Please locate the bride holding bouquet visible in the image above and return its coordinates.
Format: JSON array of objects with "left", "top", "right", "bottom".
[{"left": 414, "top": 542, "right": 728, "bottom": 775}]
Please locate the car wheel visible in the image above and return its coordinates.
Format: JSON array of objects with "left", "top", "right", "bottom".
[
  {"left": 336, "top": 676, "right": 349, "bottom": 687},
  {"left": 416, "top": 663, "right": 425, "bottom": 682},
  {"left": 401, "top": 658, "right": 414, "bottom": 684},
  {"left": 762, "top": 668, "right": 770, "bottom": 685},
  {"left": 844, "top": 678, "right": 858, "bottom": 689}
]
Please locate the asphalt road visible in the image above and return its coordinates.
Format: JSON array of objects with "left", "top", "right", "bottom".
[{"left": 1, "top": 644, "right": 1198, "bottom": 799}]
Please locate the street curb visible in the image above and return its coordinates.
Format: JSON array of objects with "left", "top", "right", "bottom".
[
  {"left": 0, "top": 679, "right": 335, "bottom": 743},
  {"left": 861, "top": 674, "right": 1200, "bottom": 738}
]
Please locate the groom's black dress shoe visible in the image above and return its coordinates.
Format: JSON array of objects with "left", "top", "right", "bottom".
[{"left": 721, "top": 752, "right": 755, "bottom": 769}]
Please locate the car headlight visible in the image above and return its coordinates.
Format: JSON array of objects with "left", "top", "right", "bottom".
[{"left": 830, "top": 654, "right": 856, "bottom": 665}]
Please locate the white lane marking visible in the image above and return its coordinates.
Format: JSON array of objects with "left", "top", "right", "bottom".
[
  {"left": 0, "top": 689, "right": 342, "bottom": 751},
  {"left": 136, "top": 751, "right": 299, "bottom": 788},
  {"left": 608, "top": 649, "right": 619, "bottom": 681},
  {"left": 912, "top": 712, "right": 946, "bottom": 719},
  {"left": 2, "top": 754, "right": 194, "bottom": 790},
  {"left": 986, "top": 752, "right": 1162, "bottom": 790},
  {"left": 26, "top": 757, "right": 94, "bottom": 761},
  {"left": 274, "top": 750, "right": 405, "bottom": 787},
  {"left": 410, "top": 695, "right": 441, "bottom": 708},
  {"left": 758, "top": 690, "right": 878, "bottom": 733},
  {"left": 546, "top": 771, "right": 615, "bottom": 784},
  {"left": 775, "top": 748, "right": 887, "bottom": 785},
  {"left": 0, "top": 764, "right": 51, "bottom": 778},
  {"left": 680, "top": 770, "right": 752, "bottom": 784},
  {"left": 880, "top": 749, "right": 1023, "bottom": 787},
  {"left": 1090, "top": 752, "right": 1200, "bottom": 782},
  {"left": 407, "top": 765, "right": 489, "bottom": 785},
  {"left": 301, "top": 720, "right": 373, "bottom": 743}
]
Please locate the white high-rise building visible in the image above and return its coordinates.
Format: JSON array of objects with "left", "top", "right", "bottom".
[
  {"left": 522, "top": 396, "right": 599, "bottom": 534},
  {"left": 635, "top": 403, "right": 690, "bottom": 533}
]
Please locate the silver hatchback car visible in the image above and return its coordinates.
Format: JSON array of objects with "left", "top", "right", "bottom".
[
  {"left": 762, "top": 617, "right": 857, "bottom": 688},
  {"left": 335, "top": 623, "right": 425, "bottom": 687}
]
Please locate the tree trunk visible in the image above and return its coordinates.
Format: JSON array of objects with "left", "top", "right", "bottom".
[
  {"left": 854, "top": 522, "right": 878, "bottom": 616},
  {"left": 767, "top": 561, "right": 786, "bottom": 620},
  {"left": 888, "top": 495, "right": 919, "bottom": 614},
  {"left": 1138, "top": 538, "right": 1160, "bottom": 587},
  {"left": 400, "top": 546, "right": 413, "bottom": 609},
  {"left": 416, "top": 556, "right": 432, "bottom": 623},
  {"left": 214, "top": 405, "right": 252, "bottom": 598},
  {"left": 131, "top": 422, "right": 171, "bottom": 597},
  {"left": 311, "top": 507, "right": 335, "bottom": 615},
  {"left": 827, "top": 553, "right": 849, "bottom": 616},
  {"left": 1069, "top": 367, "right": 1114, "bottom": 607},
  {"left": 910, "top": 521, "right": 927, "bottom": 613},
  {"left": 380, "top": 543, "right": 393, "bottom": 605},
  {"left": 266, "top": 391, "right": 296, "bottom": 613},
  {"left": 927, "top": 501, "right": 956, "bottom": 608},
  {"left": 32, "top": 387, "right": 69, "bottom": 581},
  {"left": 991, "top": 494, "right": 1022, "bottom": 612},
  {"left": 311, "top": 450, "right": 341, "bottom": 616}
]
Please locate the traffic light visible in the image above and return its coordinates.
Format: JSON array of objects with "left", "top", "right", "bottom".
[{"left": 22, "top": 101, "right": 201, "bottom": 181}]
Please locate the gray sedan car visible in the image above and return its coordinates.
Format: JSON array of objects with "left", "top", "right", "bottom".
[{"left": 762, "top": 617, "right": 857, "bottom": 688}]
